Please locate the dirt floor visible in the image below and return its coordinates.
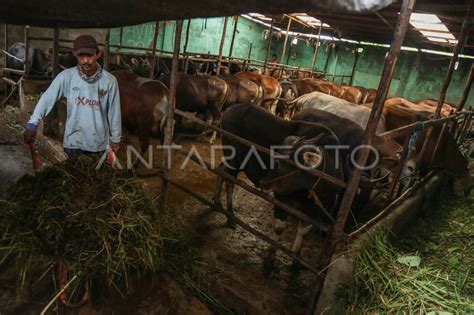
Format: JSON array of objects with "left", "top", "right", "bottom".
[{"left": 0, "top": 103, "right": 325, "bottom": 314}]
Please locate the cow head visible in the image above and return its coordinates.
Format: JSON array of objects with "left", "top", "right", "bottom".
[
  {"left": 277, "top": 81, "right": 298, "bottom": 119},
  {"left": 260, "top": 133, "right": 342, "bottom": 197}
]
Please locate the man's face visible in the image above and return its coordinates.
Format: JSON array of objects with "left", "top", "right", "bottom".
[{"left": 74, "top": 52, "right": 100, "bottom": 73}]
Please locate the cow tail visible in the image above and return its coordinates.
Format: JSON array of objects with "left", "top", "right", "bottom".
[{"left": 255, "top": 84, "right": 264, "bottom": 106}]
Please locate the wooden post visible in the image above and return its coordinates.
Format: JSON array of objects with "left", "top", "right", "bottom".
[
  {"left": 162, "top": 21, "right": 167, "bottom": 50},
  {"left": 308, "top": 0, "right": 416, "bottom": 313},
  {"left": 323, "top": 43, "right": 333, "bottom": 76},
  {"left": 182, "top": 20, "right": 191, "bottom": 73},
  {"left": 103, "top": 29, "right": 110, "bottom": 70},
  {"left": 458, "top": 63, "right": 474, "bottom": 111},
  {"left": 246, "top": 42, "right": 253, "bottom": 69},
  {"left": 349, "top": 48, "right": 360, "bottom": 86},
  {"left": 149, "top": 21, "right": 160, "bottom": 79},
  {"left": 52, "top": 28, "right": 59, "bottom": 77},
  {"left": 118, "top": 27, "right": 123, "bottom": 49},
  {"left": 280, "top": 18, "right": 292, "bottom": 65},
  {"left": 228, "top": 16, "right": 239, "bottom": 58},
  {"left": 310, "top": 21, "right": 323, "bottom": 77},
  {"left": 216, "top": 17, "right": 228, "bottom": 76},
  {"left": 4, "top": 24, "right": 9, "bottom": 98},
  {"left": 160, "top": 20, "right": 183, "bottom": 211},
  {"left": 263, "top": 18, "right": 275, "bottom": 74},
  {"left": 23, "top": 25, "right": 30, "bottom": 77}
]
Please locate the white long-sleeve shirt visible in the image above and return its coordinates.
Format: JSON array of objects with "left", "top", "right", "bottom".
[{"left": 28, "top": 67, "right": 121, "bottom": 152}]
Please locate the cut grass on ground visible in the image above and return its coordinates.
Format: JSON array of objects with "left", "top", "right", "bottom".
[{"left": 338, "top": 191, "right": 473, "bottom": 314}]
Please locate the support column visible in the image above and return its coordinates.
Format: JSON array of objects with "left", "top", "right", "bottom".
[
  {"left": 149, "top": 21, "right": 160, "bottom": 79},
  {"left": 160, "top": 20, "right": 183, "bottom": 211},
  {"left": 103, "top": 29, "right": 110, "bottom": 70},
  {"left": 280, "top": 18, "right": 292, "bottom": 65},
  {"left": 52, "top": 28, "right": 59, "bottom": 77},
  {"left": 349, "top": 48, "right": 359, "bottom": 86},
  {"left": 310, "top": 21, "right": 323, "bottom": 77},
  {"left": 228, "top": 16, "right": 239, "bottom": 58},
  {"left": 216, "top": 17, "right": 228, "bottom": 76},
  {"left": 23, "top": 25, "right": 30, "bottom": 77},
  {"left": 263, "top": 18, "right": 275, "bottom": 74}
]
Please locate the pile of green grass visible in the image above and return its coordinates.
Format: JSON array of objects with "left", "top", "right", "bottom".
[
  {"left": 339, "top": 192, "right": 474, "bottom": 314},
  {"left": 0, "top": 156, "right": 167, "bottom": 292},
  {"left": 0, "top": 156, "right": 232, "bottom": 313}
]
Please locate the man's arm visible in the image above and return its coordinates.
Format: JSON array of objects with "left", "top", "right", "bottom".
[
  {"left": 24, "top": 72, "right": 67, "bottom": 143},
  {"left": 28, "top": 72, "right": 67, "bottom": 126},
  {"left": 107, "top": 78, "right": 122, "bottom": 151}
]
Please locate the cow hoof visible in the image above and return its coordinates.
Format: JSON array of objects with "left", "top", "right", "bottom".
[
  {"left": 291, "top": 258, "right": 304, "bottom": 271},
  {"left": 226, "top": 219, "right": 236, "bottom": 229},
  {"left": 263, "top": 256, "right": 276, "bottom": 274}
]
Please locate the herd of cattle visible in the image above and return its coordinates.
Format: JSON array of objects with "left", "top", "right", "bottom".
[{"left": 7, "top": 43, "right": 470, "bottom": 263}]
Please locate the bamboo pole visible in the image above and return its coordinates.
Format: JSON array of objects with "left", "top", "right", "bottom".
[
  {"left": 160, "top": 19, "right": 183, "bottom": 211},
  {"left": 280, "top": 18, "right": 292, "bottom": 66},
  {"left": 310, "top": 21, "right": 323, "bottom": 77},
  {"left": 103, "top": 29, "right": 110, "bottom": 70},
  {"left": 263, "top": 18, "right": 275, "bottom": 74},
  {"left": 23, "top": 25, "right": 30, "bottom": 77},
  {"left": 228, "top": 16, "right": 239, "bottom": 58},
  {"left": 308, "top": 0, "right": 416, "bottom": 313},
  {"left": 149, "top": 21, "right": 160, "bottom": 79},
  {"left": 216, "top": 17, "right": 228, "bottom": 76},
  {"left": 4, "top": 24, "right": 9, "bottom": 98},
  {"left": 349, "top": 48, "right": 359, "bottom": 86},
  {"left": 52, "top": 28, "right": 59, "bottom": 77}
]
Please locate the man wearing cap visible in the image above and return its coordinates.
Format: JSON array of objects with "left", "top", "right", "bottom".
[{"left": 23, "top": 35, "right": 121, "bottom": 160}]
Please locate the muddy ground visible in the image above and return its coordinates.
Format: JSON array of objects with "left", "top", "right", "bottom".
[{"left": 0, "top": 105, "right": 327, "bottom": 314}]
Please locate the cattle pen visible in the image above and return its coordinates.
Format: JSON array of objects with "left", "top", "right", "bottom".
[{"left": 1, "top": 0, "right": 474, "bottom": 314}]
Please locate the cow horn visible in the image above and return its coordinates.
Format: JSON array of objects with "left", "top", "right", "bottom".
[
  {"left": 369, "top": 171, "right": 390, "bottom": 184},
  {"left": 302, "top": 132, "right": 326, "bottom": 145}
]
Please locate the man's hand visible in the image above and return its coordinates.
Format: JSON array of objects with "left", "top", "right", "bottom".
[
  {"left": 109, "top": 142, "right": 120, "bottom": 153},
  {"left": 23, "top": 123, "right": 38, "bottom": 144}
]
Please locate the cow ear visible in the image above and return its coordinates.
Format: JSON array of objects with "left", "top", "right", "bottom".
[{"left": 303, "top": 151, "right": 321, "bottom": 168}]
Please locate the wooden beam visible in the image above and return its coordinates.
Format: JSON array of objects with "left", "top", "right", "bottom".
[
  {"left": 280, "top": 18, "right": 292, "bottom": 65},
  {"left": 216, "top": 16, "right": 228, "bottom": 76}
]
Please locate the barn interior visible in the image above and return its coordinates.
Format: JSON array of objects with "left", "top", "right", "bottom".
[{"left": 0, "top": 0, "right": 473, "bottom": 314}]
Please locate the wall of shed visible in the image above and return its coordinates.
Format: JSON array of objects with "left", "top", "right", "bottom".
[{"left": 2, "top": 18, "right": 473, "bottom": 109}]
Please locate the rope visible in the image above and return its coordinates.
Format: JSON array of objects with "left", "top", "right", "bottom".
[{"left": 407, "top": 121, "right": 425, "bottom": 159}]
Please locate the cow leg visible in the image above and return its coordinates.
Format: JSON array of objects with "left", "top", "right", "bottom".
[
  {"left": 291, "top": 221, "right": 313, "bottom": 257},
  {"left": 209, "top": 107, "right": 221, "bottom": 144},
  {"left": 264, "top": 206, "right": 287, "bottom": 271},
  {"left": 213, "top": 163, "right": 237, "bottom": 228},
  {"left": 133, "top": 131, "right": 150, "bottom": 169},
  {"left": 224, "top": 181, "right": 236, "bottom": 228}
]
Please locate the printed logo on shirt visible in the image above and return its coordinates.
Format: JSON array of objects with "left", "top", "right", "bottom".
[
  {"left": 76, "top": 96, "right": 101, "bottom": 108},
  {"left": 98, "top": 88, "right": 108, "bottom": 99},
  {"left": 72, "top": 87, "right": 80, "bottom": 91}
]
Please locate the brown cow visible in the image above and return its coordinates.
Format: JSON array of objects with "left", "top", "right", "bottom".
[
  {"left": 379, "top": 102, "right": 467, "bottom": 177},
  {"left": 365, "top": 88, "right": 377, "bottom": 103},
  {"left": 341, "top": 86, "right": 363, "bottom": 104},
  {"left": 219, "top": 76, "right": 263, "bottom": 110},
  {"left": 417, "top": 99, "right": 454, "bottom": 117},
  {"left": 159, "top": 73, "right": 228, "bottom": 143},
  {"left": 278, "top": 79, "right": 333, "bottom": 119},
  {"left": 113, "top": 70, "right": 169, "bottom": 156},
  {"left": 235, "top": 71, "right": 282, "bottom": 115}
]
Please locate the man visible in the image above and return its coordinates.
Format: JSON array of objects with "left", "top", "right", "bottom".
[{"left": 23, "top": 35, "right": 121, "bottom": 160}]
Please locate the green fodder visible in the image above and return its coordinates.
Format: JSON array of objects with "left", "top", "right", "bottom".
[
  {"left": 0, "top": 156, "right": 172, "bottom": 293},
  {"left": 339, "top": 192, "right": 474, "bottom": 314}
]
